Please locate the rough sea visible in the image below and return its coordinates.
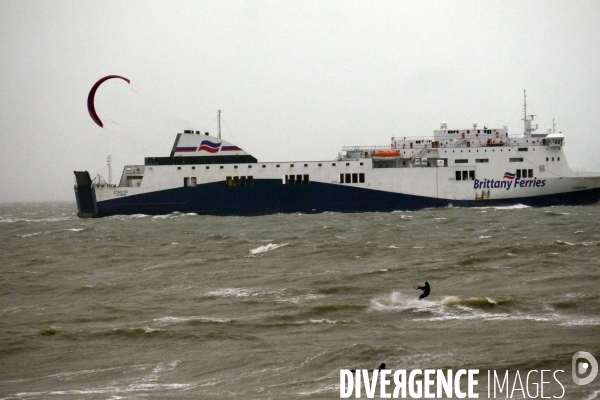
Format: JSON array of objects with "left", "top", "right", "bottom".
[{"left": 1, "top": 202, "right": 599, "bottom": 399}]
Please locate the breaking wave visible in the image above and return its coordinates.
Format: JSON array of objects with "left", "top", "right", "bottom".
[{"left": 249, "top": 243, "right": 289, "bottom": 254}]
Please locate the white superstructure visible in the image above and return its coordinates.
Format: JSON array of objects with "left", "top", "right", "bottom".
[{"left": 74, "top": 95, "right": 600, "bottom": 218}]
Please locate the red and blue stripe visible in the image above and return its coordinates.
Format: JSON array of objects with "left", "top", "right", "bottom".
[
  {"left": 198, "top": 140, "right": 221, "bottom": 153},
  {"left": 221, "top": 146, "right": 242, "bottom": 151}
]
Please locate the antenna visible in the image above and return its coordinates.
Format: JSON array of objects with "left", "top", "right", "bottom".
[
  {"left": 218, "top": 109, "right": 221, "bottom": 139},
  {"left": 523, "top": 89, "right": 526, "bottom": 118},
  {"left": 107, "top": 155, "right": 112, "bottom": 185}
]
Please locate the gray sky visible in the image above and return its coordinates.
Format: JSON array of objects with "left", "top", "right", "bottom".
[{"left": 1, "top": 0, "right": 599, "bottom": 202}]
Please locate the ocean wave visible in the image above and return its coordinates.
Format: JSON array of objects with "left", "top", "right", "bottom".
[
  {"left": 0, "top": 216, "right": 77, "bottom": 223},
  {"left": 558, "top": 317, "right": 600, "bottom": 326},
  {"left": 249, "top": 243, "right": 289, "bottom": 254},
  {"left": 473, "top": 204, "right": 530, "bottom": 210},
  {"left": 296, "top": 383, "right": 338, "bottom": 395},
  {"left": 415, "top": 312, "right": 558, "bottom": 323},
  {"left": 200, "top": 287, "right": 287, "bottom": 298},
  {"left": 545, "top": 210, "right": 572, "bottom": 216},
  {"left": 19, "top": 232, "right": 42, "bottom": 237},
  {"left": 583, "top": 390, "right": 600, "bottom": 400},
  {"left": 251, "top": 318, "right": 358, "bottom": 328},
  {"left": 441, "top": 296, "right": 498, "bottom": 308},
  {"left": 13, "top": 382, "right": 196, "bottom": 398},
  {"left": 153, "top": 316, "right": 234, "bottom": 325},
  {"left": 276, "top": 294, "right": 327, "bottom": 303},
  {"left": 369, "top": 292, "right": 439, "bottom": 313},
  {"left": 206, "top": 233, "right": 233, "bottom": 240},
  {"left": 107, "top": 213, "right": 150, "bottom": 220},
  {"left": 554, "top": 240, "right": 600, "bottom": 246},
  {"left": 152, "top": 212, "right": 197, "bottom": 219},
  {"left": 555, "top": 240, "right": 576, "bottom": 246}
]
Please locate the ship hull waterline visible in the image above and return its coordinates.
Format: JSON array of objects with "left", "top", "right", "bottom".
[{"left": 75, "top": 180, "right": 600, "bottom": 218}]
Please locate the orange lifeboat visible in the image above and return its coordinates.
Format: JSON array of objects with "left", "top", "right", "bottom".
[{"left": 372, "top": 150, "right": 401, "bottom": 161}]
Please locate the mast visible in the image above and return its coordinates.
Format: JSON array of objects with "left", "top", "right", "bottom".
[
  {"left": 218, "top": 109, "right": 221, "bottom": 139},
  {"left": 107, "top": 155, "right": 112, "bottom": 185},
  {"left": 522, "top": 89, "right": 536, "bottom": 137},
  {"left": 524, "top": 89, "right": 526, "bottom": 124}
]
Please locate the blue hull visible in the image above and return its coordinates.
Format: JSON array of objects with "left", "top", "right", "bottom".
[{"left": 78, "top": 180, "right": 600, "bottom": 217}]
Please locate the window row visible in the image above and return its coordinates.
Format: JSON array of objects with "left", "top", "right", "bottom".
[
  {"left": 446, "top": 129, "right": 495, "bottom": 134},
  {"left": 177, "top": 162, "right": 365, "bottom": 170},
  {"left": 456, "top": 170, "right": 475, "bottom": 181},
  {"left": 226, "top": 176, "right": 254, "bottom": 186},
  {"left": 183, "top": 177, "right": 197, "bottom": 187},
  {"left": 546, "top": 157, "right": 561, "bottom": 162},
  {"left": 457, "top": 157, "right": 524, "bottom": 164},
  {"left": 283, "top": 175, "right": 309, "bottom": 185},
  {"left": 516, "top": 169, "right": 533, "bottom": 179},
  {"left": 339, "top": 173, "right": 366, "bottom": 184}
]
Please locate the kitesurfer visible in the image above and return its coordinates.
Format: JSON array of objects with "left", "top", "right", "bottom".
[{"left": 415, "top": 282, "right": 430, "bottom": 300}]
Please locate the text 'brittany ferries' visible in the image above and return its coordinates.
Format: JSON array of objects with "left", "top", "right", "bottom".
[{"left": 474, "top": 172, "right": 546, "bottom": 191}]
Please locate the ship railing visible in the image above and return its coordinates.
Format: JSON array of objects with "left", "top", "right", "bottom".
[
  {"left": 341, "top": 145, "right": 392, "bottom": 151},
  {"left": 409, "top": 146, "right": 431, "bottom": 166},
  {"left": 391, "top": 136, "right": 434, "bottom": 141},
  {"left": 340, "top": 145, "right": 392, "bottom": 160}
]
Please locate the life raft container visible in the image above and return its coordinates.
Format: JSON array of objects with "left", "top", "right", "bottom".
[{"left": 372, "top": 150, "right": 401, "bottom": 161}]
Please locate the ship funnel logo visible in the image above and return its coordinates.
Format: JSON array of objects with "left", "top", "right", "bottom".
[{"left": 198, "top": 140, "right": 221, "bottom": 153}]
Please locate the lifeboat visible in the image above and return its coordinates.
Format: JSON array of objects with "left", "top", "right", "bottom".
[{"left": 372, "top": 150, "right": 401, "bottom": 161}]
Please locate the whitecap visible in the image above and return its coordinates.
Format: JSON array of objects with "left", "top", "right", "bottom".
[
  {"left": 153, "top": 316, "right": 232, "bottom": 324},
  {"left": 582, "top": 390, "right": 600, "bottom": 400},
  {"left": 20, "top": 232, "right": 42, "bottom": 237},
  {"left": 204, "top": 288, "right": 252, "bottom": 297},
  {"left": 202, "top": 287, "right": 286, "bottom": 298},
  {"left": 559, "top": 317, "right": 600, "bottom": 326},
  {"left": 473, "top": 204, "right": 530, "bottom": 210},
  {"left": 441, "top": 296, "right": 497, "bottom": 307},
  {"left": 556, "top": 240, "right": 575, "bottom": 246},
  {"left": 249, "top": 243, "right": 288, "bottom": 254},
  {"left": 369, "top": 292, "right": 438, "bottom": 313}
]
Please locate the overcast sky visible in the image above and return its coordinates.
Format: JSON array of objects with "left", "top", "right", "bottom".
[{"left": 1, "top": 0, "right": 599, "bottom": 202}]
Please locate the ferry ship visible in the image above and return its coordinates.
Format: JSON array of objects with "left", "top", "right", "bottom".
[{"left": 74, "top": 97, "right": 600, "bottom": 218}]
